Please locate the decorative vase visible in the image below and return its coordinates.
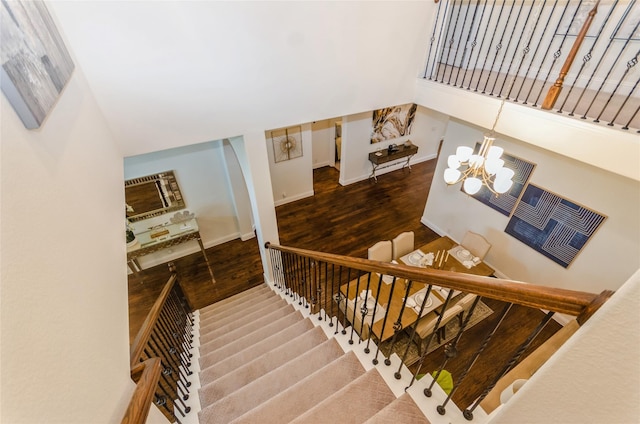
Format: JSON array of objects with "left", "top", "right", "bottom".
[{"left": 126, "top": 229, "right": 138, "bottom": 248}]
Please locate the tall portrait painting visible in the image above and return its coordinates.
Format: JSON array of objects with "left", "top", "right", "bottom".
[
  {"left": 371, "top": 103, "right": 417, "bottom": 144},
  {"left": 1, "top": 0, "right": 75, "bottom": 129}
]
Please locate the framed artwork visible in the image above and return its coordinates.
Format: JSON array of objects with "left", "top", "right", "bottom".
[
  {"left": 505, "top": 184, "right": 607, "bottom": 268},
  {"left": 271, "top": 126, "right": 303, "bottom": 163},
  {"left": 1, "top": 0, "right": 75, "bottom": 129},
  {"left": 466, "top": 146, "right": 536, "bottom": 216},
  {"left": 371, "top": 103, "right": 417, "bottom": 144}
]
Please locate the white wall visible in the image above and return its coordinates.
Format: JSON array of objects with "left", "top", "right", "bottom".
[
  {"left": 339, "top": 105, "right": 449, "bottom": 185},
  {"left": 0, "top": 66, "right": 134, "bottom": 422},
  {"left": 492, "top": 270, "right": 640, "bottom": 424},
  {"left": 51, "top": 1, "right": 434, "bottom": 158},
  {"left": 311, "top": 119, "right": 335, "bottom": 169},
  {"left": 124, "top": 141, "right": 242, "bottom": 269},
  {"left": 267, "top": 123, "right": 314, "bottom": 207},
  {"left": 423, "top": 119, "right": 640, "bottom": 293}
]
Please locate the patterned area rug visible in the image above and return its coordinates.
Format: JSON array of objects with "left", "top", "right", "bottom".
[{"left": 379, "top": 301, "right": 493, "bottom": 367}]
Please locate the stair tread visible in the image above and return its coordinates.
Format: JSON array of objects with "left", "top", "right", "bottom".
[
  {"left": 230, "top": 350, "right": 366, "bottom": 424},
  {"left": 199, "top": 326, "right": 330, "bottom": 404},
  {"left": 199, "top": 295, "right": 287, "bottom": 336},
  {"left": 199, "top": 286, "right": 275, "bottom": 321},
  {"left": 199, "top": 317, "right": 315, "bottom": 383},
  {"left": 198, "top": 284, "right": 269, "bottom": 315},
  {"left": 198, "top": 338, "right": 345, "bottom": 424},
  {"left": 199, "top": 310, "right": 303, "bottom": 370},
  {"left": 199, "top": 302, "right": 295, "bottom": 348},
  {"left": 289, "top": 368, "right": 396, "bottom": 424},
  {"left": 364, "top": 393, "right": 430, "bottom": 424}
]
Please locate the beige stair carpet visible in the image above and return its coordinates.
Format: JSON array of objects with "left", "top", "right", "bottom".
[
  {"left": 230, "top": 350, "right": 366, "bottom": 424},
  {"left": 289, "top": 368, "right": 396, "bottom": 424},
  {"left": 199, "top": 310, "right": 303, "bottom": 370},
  {"left": 199, "top": 317, "right": 315, "bottom": 383},
  {"left": 199, "top": 288, "right": 277, "bottom": 325},
  {"left": 198, "top": 284, "right": 269, "bottom": 315},
  {"left": 364, "top": 392, "right": 430, "bottom": 424},
  {"left": 199, "top": 295, "right": 285, "bottom": 337},
  {"left": 198, "top": 338, "right": 345, "bottom": 424},
  {"left": 199, "top": 289, "right": 277, "bottom": 326},
  {"left": 198, "top": 326, "right": 330, "bottom": 403},
  {"left": 199, "top": 302, "right": 294, "bottom": 347}
]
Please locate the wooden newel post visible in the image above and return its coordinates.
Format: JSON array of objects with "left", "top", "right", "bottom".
[{"left": 542, "top": 1, "right": 600, "bottom": 110}]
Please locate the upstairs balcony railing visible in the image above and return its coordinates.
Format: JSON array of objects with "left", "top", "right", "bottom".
[
  {"left": 265, "top": 242, "right": 612, "bottom": 421},
  {"left": 424, "top": 0, "right": 639, "bottom": 132}
]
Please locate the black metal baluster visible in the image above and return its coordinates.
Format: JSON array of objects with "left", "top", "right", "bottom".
[
  {"left": 622, "top": 104, "right": 640, "bottom": 131},
  {"left": 495, "top": 0, "right": 530, "bottom": 97},
  {"left": 328, "top": 263, "right": 336, "bottom": 328},
  {"left": 476, "top": 0, "right": 507, "bottom": 92},
  {"left": 436, "top": 0, "right": 459, "bottom": 82},
  {"left": 358, "top": 272, "right": 374, "bottom": 344},
  {"left": 341, "top": 267, "right": 352, "bottom": 335},
  {"left": 483, "top": 0, "right": 517, "bottom": 94},
  {"left": 592, "top": 48, "right": 640, "bottom": 124},
  {"left": 436, "top": 303, "right": 512, "bottom": 417},
  {"left": 348, "top": 270, "right": 362, "bottom": 344},
  {"left": 569, "top": 1, "right": 636, "bottom": 117},
  {"left": 364, "top": 272, "right": 385, "bottom": 355},
  {"left": 464, "top": 311, "right": 556, "bottom": 419},
  {"left": 424, "top": 296, "right": 482, "bottom": 397},
  {"left": 373, "top": 275, "right": 398, "bottom": 366},
  {"left": 532, "top": 0, "right": 584, "bottom": 107},
  {"left": 406, "top": 287, "right": 453, "bottom": 387},
  {"left": 468, "top": 0, "right": 496, "bottom": 91},
  {"left": 455, "top": 0, "right": 482, "bottom": 87},
  {"left": 424, "top": 0, "right": 447, "bottom": 79},
  {"left": 520, "top": 0, "right": 562, "bottom": 104},
  {"left": 385, "top": 278, "right": 414, "bottom": 378},
  {"left": 447, "top": 0, "right": 471, "bottom": 85}
]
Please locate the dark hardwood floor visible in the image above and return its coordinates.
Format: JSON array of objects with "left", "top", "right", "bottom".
[{"left": 128, "top": 160, "right": 560, "bottom": 410}]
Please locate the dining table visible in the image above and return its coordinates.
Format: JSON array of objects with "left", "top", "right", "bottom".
[{"left": 338, "top": 235, "right": 494, "bottom": 342}]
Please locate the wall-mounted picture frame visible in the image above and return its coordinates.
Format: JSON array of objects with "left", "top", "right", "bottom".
[
  {"left": 1, "top": 0, "right": 75, "bottom": 129},
  {"left": 371, "top": 103, "right": 417, "bottom": 144},
  {"left": 271, "top": 126, "right": 303, "bottom": 163},
  {"left": 505, "top": 184, "right": 607, "bottom": 268}
]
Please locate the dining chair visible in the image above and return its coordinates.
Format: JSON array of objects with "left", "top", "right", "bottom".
[
  {"left": 392, "top": 231, "right": 414, "bottom": 260},
  {"left": 454, "top": 293, "right": 479, "bottom": 326},
  {"left": 461, "top": 231, "right": 491, "bottom": 260},
  {"left": 368, "top": 240, "right": 392, "bottom": 262},
  {"left": 413, "top": 303, "right": 463, "bottom": 356}
]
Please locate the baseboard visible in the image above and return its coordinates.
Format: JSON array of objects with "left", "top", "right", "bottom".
[
  {"left": 240, "top": 230, "right": 256, "bottom": 241},
  {"left": 273, "top": 189, "right": 315, "bottom": 207}
]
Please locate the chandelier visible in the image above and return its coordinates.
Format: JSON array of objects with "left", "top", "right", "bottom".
[{"left": 443, "top": 135, "right": 514, "bottom": 195}]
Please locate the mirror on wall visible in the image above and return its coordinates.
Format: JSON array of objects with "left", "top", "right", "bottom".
[{"left": 125, "top": 170, "right": 185, "bottom": 222}]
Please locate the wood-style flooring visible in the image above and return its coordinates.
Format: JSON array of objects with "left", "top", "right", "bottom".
[{"left": 127, "top": 160, "right": 560, "bottom": 410}]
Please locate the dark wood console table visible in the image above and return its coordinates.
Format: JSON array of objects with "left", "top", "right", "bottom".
[{"left": 368, "top": 142, "right": 418, "bottom": 182}]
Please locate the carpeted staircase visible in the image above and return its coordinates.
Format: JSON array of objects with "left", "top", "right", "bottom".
[{"left": 194, "top": 284, "right": 432, "bottom": 423}]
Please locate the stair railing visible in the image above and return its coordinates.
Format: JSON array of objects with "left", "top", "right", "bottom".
[
  {"left": 265, "top": 242, "right": 613, "bottom": 420},
  {"left": 121, "top": 358, "right": 163, "bottom": 424},
  {"left": 424, "top": 0, "right": 639, "bottom": 132},
  {"left": 128, "top": 264, "right": 194, "bottom": 423}
]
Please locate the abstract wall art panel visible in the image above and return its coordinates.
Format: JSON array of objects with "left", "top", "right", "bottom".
[
  {"left": 466, "top": 147, "right": 536, "bottom": 216},
  {"left": 371, "top": 103, "right": 417, "bottom": 143},
  {"left": 1, "top": 0, "right": 75, "bottom": 129},
  {"left": 505, "top": 184, "right": 607, "bottom": 268}
]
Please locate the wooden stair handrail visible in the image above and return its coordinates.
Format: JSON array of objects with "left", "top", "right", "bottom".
[
  {"left": 121, "top": 357, "right": 163, "bottom": 424},
  {"left": 129, "top": 273, "right": 177, "bottom": 368},
  {"left": 266, "top": 243, "right": 613, "bottom": 320}
]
